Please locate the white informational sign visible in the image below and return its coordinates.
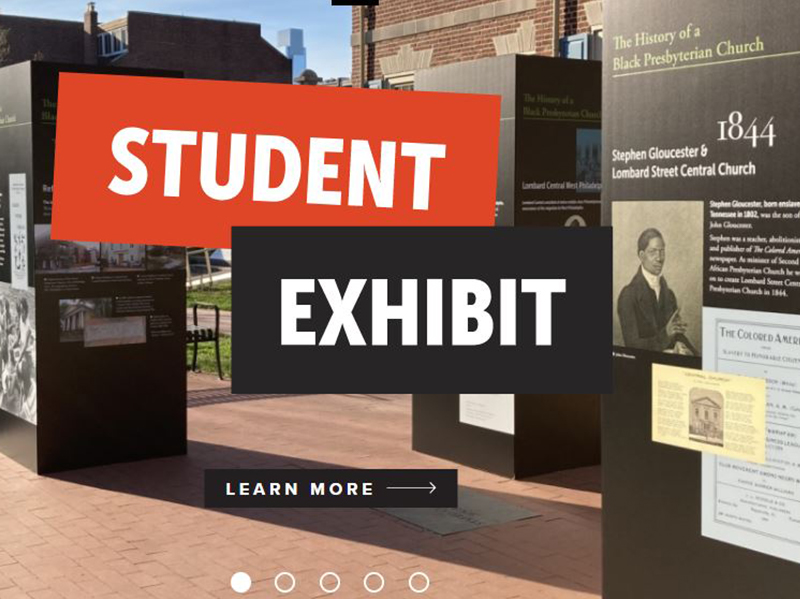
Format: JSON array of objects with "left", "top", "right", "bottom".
[
  {"left": 9, "top": 174, "right": 28, "bottom": 290},
  {"left": 701, "top": 307, "right": 800, "bottom": 564},
  {"left": 459, "top": 394, "right": 515, "bottom": 435}
]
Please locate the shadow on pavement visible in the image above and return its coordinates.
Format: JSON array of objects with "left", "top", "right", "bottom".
[{"left": 52, "top": 440, "right": 600, "bottom": 594}]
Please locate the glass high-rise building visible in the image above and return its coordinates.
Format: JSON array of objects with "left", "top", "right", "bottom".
[{"left": 277, "top": 28, "right": 307, "bottom": 81}]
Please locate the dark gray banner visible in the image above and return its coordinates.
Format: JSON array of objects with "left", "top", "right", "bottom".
[{"left": 232, "top": 226, "right": 611, "bottom": 394}]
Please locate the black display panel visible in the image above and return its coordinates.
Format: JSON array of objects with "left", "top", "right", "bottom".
[
  {"left": 414, "top": 55, "right": 602, "bottom": 477},
  {"left": 603, "top": 2, "right": 800, "bottom": 597},
  {"left": 416, "top": 54, "right": 601, "bottom": 228},
  {"left": 413, "top": 393, "right": 601, "bottom": 479},
  {"left": 233, "top": 226, "right": 612, "bottom": 394},
  {"left": 415, "top": 55, "right": 518, "bottom": 226},
  {"left": 515, "top": 55, "right": 601, "bottom": 227},
  {"left": 0, "top": 62, "right": 187, "bottom": 474}
]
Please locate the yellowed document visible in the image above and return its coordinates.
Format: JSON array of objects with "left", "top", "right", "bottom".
[{"left": 652, "top": 363, "right": 766, "bottom": 463}]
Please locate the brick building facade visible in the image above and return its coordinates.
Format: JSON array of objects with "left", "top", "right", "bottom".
[
  {"left": 351, "top": 0, "right": 603, "bottom": 88},
  {"left": 0, "top": 3, "right": 291, "bottom": 83},
  {"left": 0, "top": 15, "right": 85, "bottom": 65}
]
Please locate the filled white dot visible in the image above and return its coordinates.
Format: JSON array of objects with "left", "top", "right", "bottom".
[{"left": 231, "top": 572, "right": 252, "bottom": 594}]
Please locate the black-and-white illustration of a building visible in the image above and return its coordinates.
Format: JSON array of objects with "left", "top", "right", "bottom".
[
  {"left": 58, "top": 298, "right": 112, "bottom": 343},
  {"left": 60, "top": 301, "right": 93, "bottom": 334},
  {"left": 689, "top": 393, "right": 724, "bottom": 447}
]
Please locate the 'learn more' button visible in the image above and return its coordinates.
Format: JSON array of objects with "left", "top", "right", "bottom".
[{"left": 205, "top": 469, "right": 457, "bottom": 508}]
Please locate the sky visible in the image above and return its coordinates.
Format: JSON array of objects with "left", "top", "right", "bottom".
[{"left": 0, "top": 0, "right": 352, "bottom": 79}]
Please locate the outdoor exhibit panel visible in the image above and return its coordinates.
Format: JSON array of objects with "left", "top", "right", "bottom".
[
  {"left": 416, "top": 54, "right": 601, "bottom": 227},
  {"left": 603, "top": 2, "right": 800, "bottom": 598},
  {"left": 412, "top": 393, "right": 601, "bottom": 478},
  {"left": 0, "top": 62, "right": 187, "bottom": 474},
  {"left": 413, "top": 54, "right": 601, "bottom": 478}
]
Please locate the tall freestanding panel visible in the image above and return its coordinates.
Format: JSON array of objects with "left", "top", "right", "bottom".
[
  {"left": 603, "top": 2, "right": 800, "bottom": 597},
  {"left": 413, "top": 54, "right": 602, "bottom": 478},
  {"left": 0, "top": 62, "right": 187, "bottom": 474}
]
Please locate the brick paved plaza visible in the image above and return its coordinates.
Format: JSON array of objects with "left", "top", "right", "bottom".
[{"left": 0, "top": 374, "right": 601, "bottom": 599}]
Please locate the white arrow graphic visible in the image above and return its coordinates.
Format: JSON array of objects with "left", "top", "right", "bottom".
[{"left": 386, "top": 482, "right": 437, "bottom": 494}]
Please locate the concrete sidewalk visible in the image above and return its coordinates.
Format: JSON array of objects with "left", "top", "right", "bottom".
[{"left": 0, "top": 381, "right": 601, "bottom": 599}]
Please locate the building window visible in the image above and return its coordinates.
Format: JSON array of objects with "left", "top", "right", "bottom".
[
  {"left": 560, "top": 33, "right": 602, "bottom": 61},
  {"left": 561, "top": 34, "right": 590, "bottom": 60},
  {"left": 97, "top": 27, "right": 128, "bottom": 57},
  {"left": 385, "top": 72, "right": 415, "bottom": 91}
]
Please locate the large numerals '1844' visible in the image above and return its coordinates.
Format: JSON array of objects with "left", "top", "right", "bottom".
[{"left": 718, "top": 111, "right": 776, "bottom": 148}]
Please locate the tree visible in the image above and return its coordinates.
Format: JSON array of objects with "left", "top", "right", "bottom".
[{"left": 0, "top": 27, "right": 10, "bottom": 66}]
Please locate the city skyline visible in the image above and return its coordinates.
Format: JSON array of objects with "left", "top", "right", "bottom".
[{"left": 0, "top": 0, "right": 351, "bottom": 78}]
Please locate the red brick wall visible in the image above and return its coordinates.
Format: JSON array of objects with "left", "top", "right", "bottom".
[
  {"left": 352, "top": 0, "right": 501, "bottom": 31},
  {"left": 0, "top": 15, "right": 84, "bottom": 66},
  {"left": 112, "top": 12, "right": 291, "bottom": 84},
  {"left": 352, "top": 0, "right": 597, "bottom": 87}
]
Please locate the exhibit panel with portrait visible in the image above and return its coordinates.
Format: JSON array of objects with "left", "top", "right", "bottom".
[{"left": 603, "top": 0, "right": 800, "bottom": 598}]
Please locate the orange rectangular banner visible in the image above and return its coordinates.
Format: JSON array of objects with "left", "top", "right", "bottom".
[{"left": 52, "top": 74, "right": 500, "bottom": 247}]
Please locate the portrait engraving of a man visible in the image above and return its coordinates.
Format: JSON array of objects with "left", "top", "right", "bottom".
[{"left": 617, "top": 228, "right": 696, "bottom": 354}]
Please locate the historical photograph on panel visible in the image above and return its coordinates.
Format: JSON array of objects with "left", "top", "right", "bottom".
[
  {"left": 100, "top": 244, "right": 146, "bottom": 271},
  {"left": 146, "top": 246, "right": 184, "bottom": 270},
  {"left": 34, "top": 225, "right": 100, "bottom": 274},
  {"left": 58, "top": 298, "right": 112, "bottom": 343},
  {"left": 84, "top": 316, "right": 146, "bottom": 348},
  {"left": 689, "top": 388, "right": 724, "bottom": 447},
  {"left": 0, "top": 282, "right": 36, "bottom": 425},
  {"left": 576, "top": 128, "right": 601, "bottom": 192},
  {"left": 612, "top": 200, "right": 703, "bottom": 355}
]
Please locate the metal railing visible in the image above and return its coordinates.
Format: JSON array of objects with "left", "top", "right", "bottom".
[{"left": 186, "top": 247, "right": 216, "bottom": 289}]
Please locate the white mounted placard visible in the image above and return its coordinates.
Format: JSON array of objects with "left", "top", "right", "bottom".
[
  {"left": 9, "top": 173, "right": 28, "bottom": 290},
  {"left": 459, "top": 394, "right": 515, "bottom": 435}
]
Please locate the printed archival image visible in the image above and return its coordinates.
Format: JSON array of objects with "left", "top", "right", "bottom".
[
  {"left": 146, "top": 246, "right": 185, "bottom": 270},
  {"left": 689, "top": 388, "right": 724, "bottom": 447},
  {"left": 84, "top": 316, "right": 147, "bottom": 348},
  {"left": 101, "top": 244, "right": 146, "bottom": 271},
  {"left": 612, "top": 200, "right": 703, "bottom": 355},
  {"left": 11, "top": 230, "right": 28, "bottom": 283},
  {"left": 35, "top": 225, "right": 100, "bottom": 274},
  {"left": 0, "top": 283, "right": 36, "bottom": 425},
  {"left": 59, "top": 298, "right": 112, "bottom": 343},
  {"left": 576, "top": 128, "right": 601, "bottom": 191}
]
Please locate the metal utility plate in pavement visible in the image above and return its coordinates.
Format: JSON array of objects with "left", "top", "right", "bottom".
[{"left": 379, "top": 486, "right": 539, "bottom": 535}]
